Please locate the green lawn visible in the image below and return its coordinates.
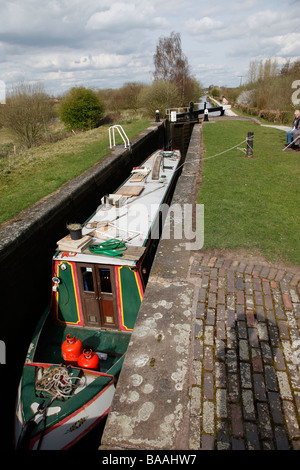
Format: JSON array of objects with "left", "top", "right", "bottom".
[
  {"left": 198, "top": 120, "right": 300, "bottom": 266},
  {"left": 0, "top": 119, "right": 150, "bottom": 225}
]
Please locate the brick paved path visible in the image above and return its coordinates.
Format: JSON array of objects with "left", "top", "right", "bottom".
[{"left": 188, "top": 253, "right": 300, "bottom": 450}]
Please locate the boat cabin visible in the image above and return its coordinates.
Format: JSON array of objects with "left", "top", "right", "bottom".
[{"left": 51, "top": 149, "right": 181, "bottom": 333}]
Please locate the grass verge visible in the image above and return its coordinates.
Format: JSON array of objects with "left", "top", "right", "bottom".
[
  {"left": 0, "top": 119, "right": 150, "bottom": 225},
  {"left": 198, "top": 120, "right": 300, "bottom": 266}
]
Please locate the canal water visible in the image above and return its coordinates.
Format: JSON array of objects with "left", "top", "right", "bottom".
[{"left": 196, "top": 96, "right": 223, "bottom": 117}]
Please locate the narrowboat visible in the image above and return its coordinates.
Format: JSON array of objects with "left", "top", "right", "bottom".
[{"left": 15, "top": 148, "right": 181, "bottom": 450}]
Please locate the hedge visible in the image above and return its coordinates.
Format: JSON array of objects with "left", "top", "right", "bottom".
[{"left": 234, "top": 104, "right": 293, "bottom": 124}]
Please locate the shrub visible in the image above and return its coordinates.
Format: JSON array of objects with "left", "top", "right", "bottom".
[
  {"left": 0, "top": 82, "right": 55, "bottom": 149},
  {"left": 59, "top": 87, "right": 104, "bottom": 131},
  {"left": 137, "top": 80, "right": 181, "bottom": 118},
  {"left": 0, "top": 142, "right": 14, "bottom": 158},
  {"left": 234, "top": 104, "right": 293, "bottom": 124}
]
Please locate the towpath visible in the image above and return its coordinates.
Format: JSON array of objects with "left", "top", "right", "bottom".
[{"left": 225, "top": 106, "right": 290, "bottom": 133}]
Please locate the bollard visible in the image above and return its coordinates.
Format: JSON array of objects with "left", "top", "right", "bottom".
[
  {"left": 155, "top": 110, "right": 160, "bottom": 122},
  {"left": 204, "top": 109, "right": 209, "bottom": 122},
  {"left": 246, "top": 132, "right": 254, "bottom": 157}
]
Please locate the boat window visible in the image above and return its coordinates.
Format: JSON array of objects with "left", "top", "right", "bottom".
[
  {"left": 81, "top": 267, "right": 94, "bottom": 292},
  {"left": 99, "top": 268, "right": 112, "bottom": 293},
  {"left": 88, "top": 315, "right": 98, "bottom": 323}
]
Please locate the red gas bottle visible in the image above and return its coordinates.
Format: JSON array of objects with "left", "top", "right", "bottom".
[
  {"left": 62, "top": 334, "right": 82, "bottom": 365},
  {"left": 78, "top": 349, "right": 100, "bottom": 371}
]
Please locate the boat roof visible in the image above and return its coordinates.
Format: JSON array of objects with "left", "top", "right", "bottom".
[{"left": 54, "top": 149, "right": 181, "bottom": 267}]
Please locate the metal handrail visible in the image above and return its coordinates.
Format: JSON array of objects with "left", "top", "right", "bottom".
[{"left": 109, "top": 125, "right": 130, "bottom": 149}]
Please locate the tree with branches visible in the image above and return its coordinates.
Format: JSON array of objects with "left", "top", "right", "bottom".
[
  {"left": 0, "top": 82, "right": 55, "bottom": 148},
  {"left": 153, "top": 31, "right": 202, "bottom": 106},
  {"left": 153, "top": 32, "right": 190, "bottom": 82}
]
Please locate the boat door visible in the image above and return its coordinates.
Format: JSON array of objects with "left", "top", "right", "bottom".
[{"left": 77, "top": 263, "right": 118, "bottom": 328}]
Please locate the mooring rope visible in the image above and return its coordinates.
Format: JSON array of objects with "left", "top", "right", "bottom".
[
  {"left": 36, "top": 366, "right": 85, "bottom": 399},
  {"left": 203, "top": 139, "right": 248, "bottom": 160},
  {"left": 88, "top": 237, "right": 127, "bottom": 257},
  {"left": 175, "top": 138, "right": 250, "bottom": 172}
]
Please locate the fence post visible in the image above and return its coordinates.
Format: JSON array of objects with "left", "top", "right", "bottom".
[{"left": 246, "top": 132, "right": 254, "bottom": 158}]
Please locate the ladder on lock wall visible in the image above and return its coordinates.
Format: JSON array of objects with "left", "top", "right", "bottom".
[{"left": 109, "top": 125, "right": 130, "bottom": 149}]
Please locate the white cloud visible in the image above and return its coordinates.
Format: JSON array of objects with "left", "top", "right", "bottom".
[
  {"left": 270, "top": 33, "right": 300, "bottom": 57},
  {"left": 86, "top": 2, "right": 169, "bottom": 31},
  {"left": 30, "top": 52, "right": 130, "bottom": 72},
  {"left": 184, "top": 17, "right": 223, "bottom": 34},
  {"left": 229, "top": 0, "right": 260, "bottom": 12}
]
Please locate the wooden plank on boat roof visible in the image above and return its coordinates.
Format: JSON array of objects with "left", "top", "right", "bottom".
[
  {"left": 121, "top": 246, "right": 146, "bottom": 261},
  {"left": 57, "top": 234, "right": 92, "bottom": 252},
  {"left": 115, "top": 185, "right": 144, "bottom": 196},
  {"left": 152, "top": 153, "right": 162, "bottom": 180},
  {"left": 129, "top": 173, "right": 146, "bottom": 182}
]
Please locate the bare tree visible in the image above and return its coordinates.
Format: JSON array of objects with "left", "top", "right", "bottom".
[
  {"left": 153, "top": 32, "right": 192, "bottom": 105},
  {"left": 247, "top": 60, "right": 259, "bottom": 84},
  {"left": 0, "top": 82, "right": 55, "bottom": 148}
]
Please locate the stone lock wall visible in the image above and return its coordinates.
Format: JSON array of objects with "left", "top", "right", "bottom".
[{"left": 0, "top": 122, "right": 167, "bottom": 449}]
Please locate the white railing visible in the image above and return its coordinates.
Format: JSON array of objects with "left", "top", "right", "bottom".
[{"left": 109, "top": 125, "right": 130, "bottom": 149}]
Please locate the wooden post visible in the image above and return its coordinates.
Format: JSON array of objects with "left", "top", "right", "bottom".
[{"left": 246, "top": 132, "right": 254, "bottom": 158}]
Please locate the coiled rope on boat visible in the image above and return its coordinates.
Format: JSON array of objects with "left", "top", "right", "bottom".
[
  {"left": 17, "top": 366, "right": 85, "bottom": 450},
  {"left": 36, "top": 366, "right": 85, "bottom": 399},
  {"left": 88, "top": 238, "right": 127, "bottom": 257}
]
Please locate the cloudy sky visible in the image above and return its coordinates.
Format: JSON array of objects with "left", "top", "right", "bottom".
[{"left": 0, "top": 0, "right": 299, "bottom": 96}]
